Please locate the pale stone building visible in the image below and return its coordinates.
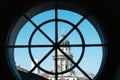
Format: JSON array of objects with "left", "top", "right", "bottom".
[{"left": 48, "top": 34, "right": 79, "bottom": 80}]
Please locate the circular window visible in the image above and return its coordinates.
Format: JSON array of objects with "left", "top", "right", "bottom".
[{"left": 6, "top": 1, "right": 107, "bottom": 80}]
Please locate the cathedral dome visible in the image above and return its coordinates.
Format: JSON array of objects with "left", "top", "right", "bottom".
[{"left": 58, "top": 35, "right": 70, "bottom": 45}]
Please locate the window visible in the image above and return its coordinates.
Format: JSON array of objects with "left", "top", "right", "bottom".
[{"left": 6, "top": 1, "right": 107, "bottom": 80}]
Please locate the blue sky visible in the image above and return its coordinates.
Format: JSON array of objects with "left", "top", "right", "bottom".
[{"left": 14, "top": 9, "right": 103, "bottom": 76}]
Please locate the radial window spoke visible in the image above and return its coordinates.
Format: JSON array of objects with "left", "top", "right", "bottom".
[
  {"left": 24, "top": 15, "right": 54, "bottom": 45},
  {"left": 29, "top": 48, "right": 55, "bottom": 73},
  {"left": 6, "top": 44, "right": 54, "bottom": 48}
]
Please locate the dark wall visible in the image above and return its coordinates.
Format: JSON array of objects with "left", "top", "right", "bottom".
[{"left": 0, "top": 0, "right": 120, "bottom": 80}]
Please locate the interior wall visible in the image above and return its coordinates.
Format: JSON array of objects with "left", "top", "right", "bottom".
[{"left": 0, "top": 0, "right": 120, "bottom": 80}]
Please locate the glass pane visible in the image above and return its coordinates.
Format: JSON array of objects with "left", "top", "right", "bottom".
[
  {"left": 15, "top": 22, "right": 35, "bottom": 45},
  {"left": 58, "top": 21, "right": 72, "bottom": 39},
  {"left": 78, "top": 19, "right": 101, "bottom": 44},
  {"left": 31, "top": 30, "right": 53, "bottom": 45},
  {"left": 58, "top": 9, "right": 83, "bottom": 25},
  {"left": 14, "top": 48, "right": 31, "bottom": 71},
  {"left": 40, "top": 22, "right": 55, "bottom": 43},
  {"left": 79, "top": 47, "right": 103, "bottom": 76},
  {"left": 31, "top": 10, "right": 55, "bottom": 26}
]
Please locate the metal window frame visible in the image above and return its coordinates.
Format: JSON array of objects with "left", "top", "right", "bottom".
[{"left": 6, "top": 1, "right": 107, "bottom": 80}]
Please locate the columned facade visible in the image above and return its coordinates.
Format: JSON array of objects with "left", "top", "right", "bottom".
[{"left": 49, "top": 34, "right": 78, "bottom": 80}]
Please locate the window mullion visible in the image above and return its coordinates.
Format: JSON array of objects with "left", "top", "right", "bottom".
[
  {"left": 59, "top": 44, "right": 107, "bottom": 47},
  {"left": 6, "top": 44, "right": 54, "bottom": 48},
  {"left": 55, "top": 0, "right": 58, "bottom": 80}
]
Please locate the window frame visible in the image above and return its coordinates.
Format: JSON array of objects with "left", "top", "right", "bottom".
[{"left": 6, "top": 1, "right": 107, "bottom": 80}]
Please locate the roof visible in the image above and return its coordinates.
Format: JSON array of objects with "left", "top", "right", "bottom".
[
  {"left": 58, "top": 35, "right": 70, "bottom": 45},
  {"left": 41, "top": 73, "right": 49, "bottom": 78}
]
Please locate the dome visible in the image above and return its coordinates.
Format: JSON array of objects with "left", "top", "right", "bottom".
[
  {"left": 57, "top": 34, "right": 72, "bottom": 56},
  {"left": 58, "top": 35, "right": 70, "bottom": 45}
]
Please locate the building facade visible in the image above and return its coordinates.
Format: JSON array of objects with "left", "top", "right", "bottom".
[{"left": 48, "top": 34, "right": 78, "bottom": 80}]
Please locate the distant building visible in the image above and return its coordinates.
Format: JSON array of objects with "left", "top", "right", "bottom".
[
  {"left": 31, "top": 59, "right": 40, "bottom": 74},
  {"left": 45, "top": 33, "right": 94, "bottom": 80},
  {"left": 48, "top": 33, "right": 79, "bottom": 80},
  {"left": 16, "top": 65, "right": 48, "bottom": 80},
  {"left": 16, "top": 65, "right": 29, "bottom": 73}
]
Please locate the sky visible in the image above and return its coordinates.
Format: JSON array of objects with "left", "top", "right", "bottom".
[{"left": 14, "top": 9, "right": 103, "bottom": 76}]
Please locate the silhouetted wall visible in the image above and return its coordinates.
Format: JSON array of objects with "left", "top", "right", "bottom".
[{"left": 0, "top": 0, "right": 120, "bottom": 80}]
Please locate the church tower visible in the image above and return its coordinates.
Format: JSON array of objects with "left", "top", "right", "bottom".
[
  {"left": 48, "top": 31, "right": 78, "bottom": 80},
  {"left": 53, "top": 32, "right": 73, "bottom": 73}
]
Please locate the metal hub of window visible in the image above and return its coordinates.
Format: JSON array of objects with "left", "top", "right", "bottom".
[{"left": 6, "top": 1, "right": 107, "bottom": 80}]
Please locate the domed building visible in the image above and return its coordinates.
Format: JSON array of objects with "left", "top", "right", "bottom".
[
  {"left": 53, "top": 34, "right": 73, "bottom": 72},
  {"left": 48, "top": 33, "right": 78, "bottom": 80}
]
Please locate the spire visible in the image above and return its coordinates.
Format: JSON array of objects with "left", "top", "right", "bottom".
[
  {"left": 62, "top": 28, "right": 64, "bottom": 36},
  {"left": 58, "top": 28, "right": 70, "bottom": 45}
]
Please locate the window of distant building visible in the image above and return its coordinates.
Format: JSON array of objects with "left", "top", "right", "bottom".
[{"left": 6, "top": 0, "right": 107, "bottom": 80}]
